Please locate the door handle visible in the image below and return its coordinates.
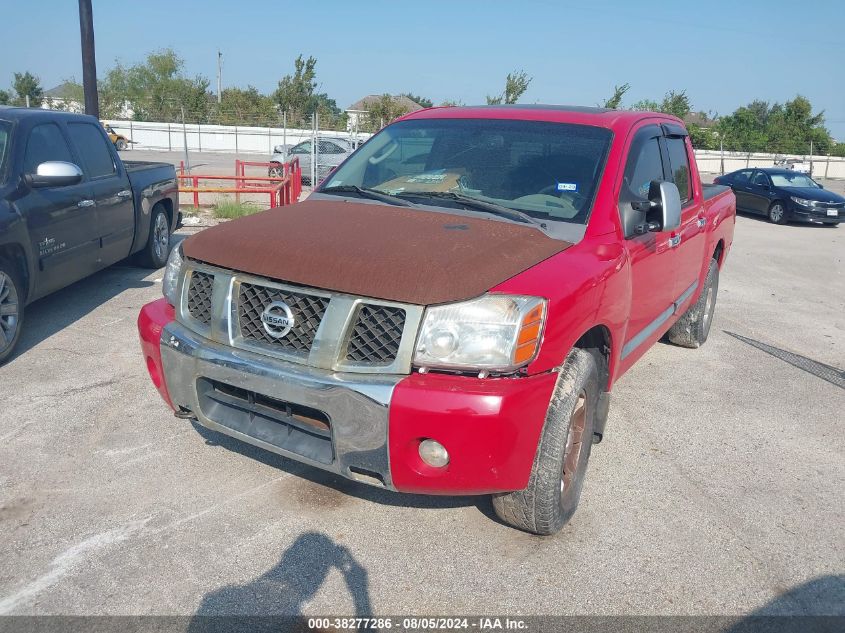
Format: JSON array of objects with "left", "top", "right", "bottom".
[
  {"left": 77, "top": 199, "right": 95, "bottom": 208},
  {"left": 117, "top": 190, "right": 132, "bottom": 198},
  {"left": 667, "top": 235, "right": 681, "bottom": 248},
  {"left": 697, "top": 217, "right": 707, "bottom": 228}
]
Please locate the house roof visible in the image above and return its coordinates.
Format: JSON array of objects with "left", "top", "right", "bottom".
[
  {"left": 44, "top": 82, "right": 80, "bottom": 99},
  {"left": 347, "top": 94, "right": 423, "bottom": 113}
]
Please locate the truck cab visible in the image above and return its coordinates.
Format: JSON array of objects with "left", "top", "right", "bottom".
[{"left": 0, "top": 108, "right": 179, "bottom": 363}]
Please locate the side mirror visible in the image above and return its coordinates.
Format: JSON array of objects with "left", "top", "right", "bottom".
[
  {"left": 655, "top": 181, "right": 682, "bottom": 232},
  {"left": 273, "top": 145, "right": 286, "bottom": 155},
  {"left": 24, "top": 161, "right": 84, "bottom": 188}
]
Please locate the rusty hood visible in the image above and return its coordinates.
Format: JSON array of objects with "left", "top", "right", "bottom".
[{"left": 182, "top": 198, "right": 571, "bottom": 305}]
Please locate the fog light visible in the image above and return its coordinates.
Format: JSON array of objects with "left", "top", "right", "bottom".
[{"left": 419, "top": 439, "right": 449, "bottom": 468}]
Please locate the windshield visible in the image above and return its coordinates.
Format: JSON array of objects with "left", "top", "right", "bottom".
[
  {"left": 0, "top": 121, "right": 10, "bottom": 179},
  {"left": 320, "top": 118, "right": 613, "bottom": 225},
  {"left": 770, "top": 173, "right": 819, "bottom": 188}
]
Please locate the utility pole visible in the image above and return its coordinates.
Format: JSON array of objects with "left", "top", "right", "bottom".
[
  {"left": 78, "top": 0, "right": 99, "bottom": 118},
  {"left": 217, "top": 51, "right": 223, "bottom": 104}
]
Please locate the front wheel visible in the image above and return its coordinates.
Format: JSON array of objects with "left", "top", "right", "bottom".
[
  {"left": 492, "top": 349, "right": 598, "bottom": 535},
  {"left": 268, "top": 163, "right": 283, "bottom": 178},
  {"left": 768, "top": 201, "right": 787, "bottom": 224},
  {"left": 136, "top": 205, "right": 171, "bottom": 268},
  {"left": 115, "top": 139, "right": 128, "bottom": 151},
  {"left": 0, "top": 262, "right": 24, "bottom": 365}
]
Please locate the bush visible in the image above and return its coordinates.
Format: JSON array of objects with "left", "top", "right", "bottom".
[{"left": 212, "top": 199, "right": 262, "bottom": 219}]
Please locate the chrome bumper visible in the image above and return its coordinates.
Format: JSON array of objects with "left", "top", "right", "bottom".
[{"left": 160, "top": 321, "right": 402, "bottom": 489}]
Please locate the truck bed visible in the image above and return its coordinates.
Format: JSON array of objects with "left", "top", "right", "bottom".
[{"left": 123, "top": 160, "right": 175, "bottom": 174}]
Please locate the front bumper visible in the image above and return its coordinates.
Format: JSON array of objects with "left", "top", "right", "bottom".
[
  {"left": 139, "top": 299, "right": 556, "bottom": 495},
  {"left": 790, "top": 203, "right": 842, "bottom": 223}
]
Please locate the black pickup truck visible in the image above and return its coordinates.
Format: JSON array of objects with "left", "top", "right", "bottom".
[{"left": 0, "top": 107, "right": 179, "bottom": 363}]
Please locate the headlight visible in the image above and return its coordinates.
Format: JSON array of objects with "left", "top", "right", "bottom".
[
  {"left": 790, "top": 196, "right": 813, "bottom": 207},
  {"left": 414, "top": 295, "right": 546, "bottom": 372},
  {"left": 162, "top": 242, "right": 184, "bottom": 306}
]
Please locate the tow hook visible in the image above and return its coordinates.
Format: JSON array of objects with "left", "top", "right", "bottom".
[{"left": 174, "top": 407, "right": 197, "bottom": 421}]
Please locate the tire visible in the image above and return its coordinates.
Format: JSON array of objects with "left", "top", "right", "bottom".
[
  {"left": 115, "top": 139, "right": 127, "bottom": 151},
  {"left": 768, "top": 200, "right": 787, "bottom": 224},
  {"left": 666, "top": 258, "right": 719, "bottom": 349},
  {"left": 136, "top": 204, "right": 171, "bottom": 268},
  {"left": 492, "top": 349, "right": 598, "bottom": 535},
  {"left": 0, "top": 261, "right": 24, "bottom": 365},
  {"left": 268, "top": 163, "right": 283, "bottom": 178}
]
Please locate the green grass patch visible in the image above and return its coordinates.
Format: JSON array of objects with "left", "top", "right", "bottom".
[{"left": 212, "top": 199, "right": 263, "bottom": 219}]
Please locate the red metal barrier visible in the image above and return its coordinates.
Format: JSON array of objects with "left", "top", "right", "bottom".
[{"left": 177, "top": 158, "right": 301, "bottom": 209}]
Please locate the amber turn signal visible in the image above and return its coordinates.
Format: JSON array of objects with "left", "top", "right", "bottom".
[{"left": 513, "top": 302, "right": 546, "bottom": 365}]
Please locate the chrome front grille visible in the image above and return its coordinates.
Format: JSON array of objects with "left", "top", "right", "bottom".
[
  {"left": 186, "top": 272, "right": 214, "bottom": 326},
  {"left": 176, "top": 260, "right": 424, "bottom": 374},
  {"left": 238, "top": 282, "right": 329, "bottom": 355},
  {"left": 346, "top": 305, "right": 406, "bottom": 365}
]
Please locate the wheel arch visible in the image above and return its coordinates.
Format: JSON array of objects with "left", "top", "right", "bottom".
[
  {"left": 572, "top": 324, "right": 613, "bottom": 393},
  {"left": 0, "top": 242, "right": 31, "bottom": 303}
]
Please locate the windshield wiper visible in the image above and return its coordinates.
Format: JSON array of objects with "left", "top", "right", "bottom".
[
  {"left": 397, "top": 191, "right": 543, "bottom": 227},
  {"left": 320, "top": 185, "right": 417, "bottom": 208}
]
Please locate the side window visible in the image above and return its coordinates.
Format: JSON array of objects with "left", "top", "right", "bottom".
[
  {"left": 319, "top": 141, "right": 346, "bottom": 155},
  {"left": 67, "top": 122, "right": 116, "bottom": 178},
  {"left": 735, "top": 170, "right": 752, "bottom": 184},
  {"left": 752, "top": 171, "right": 769, "bottom": 186},
  {"left": 290, "top": 141, "right": 310, "bottom": 155},
  {"left": 23, "top": 123, "right": 75, "bottom": 174},
  {"left": 624, "top": 136, "right": 664, "bottom": 200},
  {"left": 665, "top": 137, "right": 691, "bottom": 203}
]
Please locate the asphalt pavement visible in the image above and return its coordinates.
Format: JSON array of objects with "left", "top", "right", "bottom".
[{"left": 0, "top": 210, "right": 842, "bottom": 618}]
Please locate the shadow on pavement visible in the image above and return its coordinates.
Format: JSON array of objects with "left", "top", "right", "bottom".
[
  {"left": 723, "top": 574, "right": 845, "bottom": 632},
  {"left": 187, "top": 531, "right": 372, "bottom": 633},
  {"left": 9, "top": 236, "right": 187, "bottom": 361}
]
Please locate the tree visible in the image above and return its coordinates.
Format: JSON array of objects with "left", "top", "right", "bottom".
[
  {"left": 367, "top": 94, "right": 412, "bottom": 131},
  {"left": 659, "top": 90, "right": 691, "bottom": 119},
  {"left": 602, "top": 83, "right": 630, "bottom": 109},
  {"left": 100, "top": 49, "right": 211, "bottom": 122},
  {"left": 401, "top": 93, "right": 433, "bottom": 109},
  {"left": 214, "top": 86, "right": 277, "bottom": 125},
  {"left": 631, "top": 98, "right": 660, "bottom": 112},
  {"left": 272, "top": 55, "right": 318, "bottom": 127},
  {"left": 12, "top": 71, "right": 43, "bottom": 107},
  {"left": 0, "top": 89, "right": 10, "bottom": 105},
  {"left": 716, "top": 95, "right": 832, "bottom": 154},
  {"left": 486, "top": 70, "right": 532, "bottom": 105}
]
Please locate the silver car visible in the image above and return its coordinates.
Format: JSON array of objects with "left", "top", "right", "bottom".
[{"left": 269, "top": 137, "right": 358, "bottom": 185}]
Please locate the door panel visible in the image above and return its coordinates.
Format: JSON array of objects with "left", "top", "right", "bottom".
[
  {"left": 748, "top": 171, "right": 772, "bottom": 214},
  {"left": 732, "top": 170, "right": 754, "bottom": 212},
  {"left": 18, "top": 122, "right": 98, "bottom": 299},
  {"left": 665, "top": 136, "right": 707, "bottom": 303},
  {"left": 618, "top": 128, "right": 678, "bottom": 366},
  {"left": 66, "top": 122, "right": 135, "bottom": 266}
]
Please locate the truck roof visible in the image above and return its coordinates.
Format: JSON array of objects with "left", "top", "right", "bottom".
[
  {"left": 0, "top": 107, "right": 100, "bottom": 124},
  {"left": 398, "top": 104, "right": 683, "bottom": 133}
]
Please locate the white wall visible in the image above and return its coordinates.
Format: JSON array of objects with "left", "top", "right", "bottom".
[
  {"left": 108, "top": 119, "right": 845, "bottom": 178},
  {"left": 108, "top": 120, "right": 369, "bottom": 156}
]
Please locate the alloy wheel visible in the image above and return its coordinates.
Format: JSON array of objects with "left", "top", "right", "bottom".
[
  {"left": 561, "top": 391, "right": 587, "bottom": 499},
  {"left": 0, "top": 271, "right": 20, "bottom": 354},
  {"left": 153, "top": 213, "right": 169, "bottom": 262}
]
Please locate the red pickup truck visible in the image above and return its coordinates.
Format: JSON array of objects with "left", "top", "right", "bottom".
[{"left": 138, "top": 105, "right": 735, "bottom": 535}]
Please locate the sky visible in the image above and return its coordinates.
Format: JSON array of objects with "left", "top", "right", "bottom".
[{"left": 2, "top": 0, "right": 844, "bottom": 140}]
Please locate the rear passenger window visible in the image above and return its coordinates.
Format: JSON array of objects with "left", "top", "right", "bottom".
[
  {"left": 67, "top": 123, "right": 116, "bottom": 178},
  {"left": 23, "top": 123, "right": 75, "bottom": 174},
  {"left": 625, "top": 137, "right": 664, "bottom": 200},
  {"left": 665, "top": 137, "right": 691, "bottom": 203}
]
